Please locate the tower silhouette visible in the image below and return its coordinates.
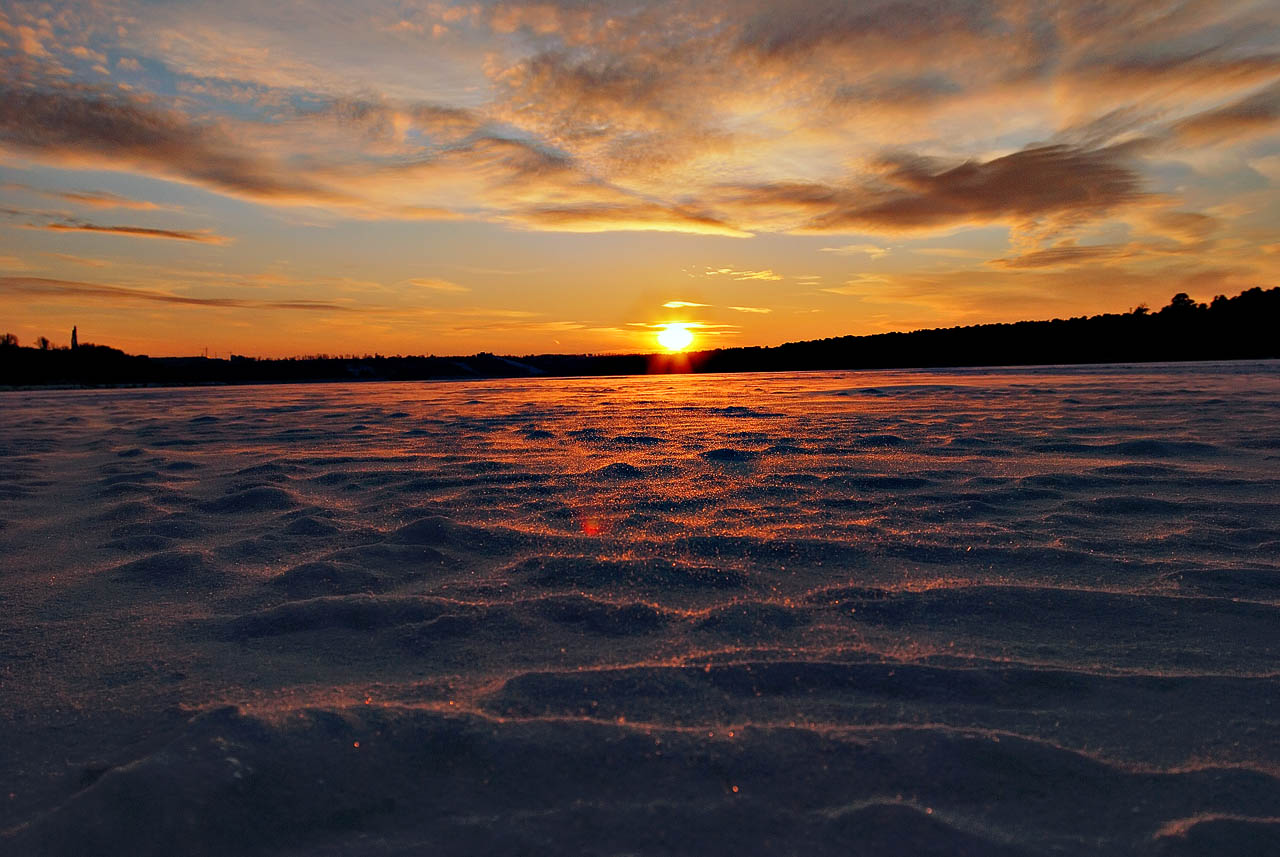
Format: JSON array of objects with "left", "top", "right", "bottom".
[{"left": 71, "top": 325, "right": 78, "bottom": 350}]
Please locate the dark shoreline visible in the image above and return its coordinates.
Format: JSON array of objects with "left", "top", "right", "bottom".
[
  {"left": 3, "top": 356, "right": 1278, "bottom": 395},
  {"left": 4, "top": 287, "right": 1276, "bottom": 390}
]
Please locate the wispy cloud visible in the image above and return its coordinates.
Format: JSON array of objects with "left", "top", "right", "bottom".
[
  {"left": 0, "top": 82, "right": 339, "bottom": 203},
  {"left": 662, "top": 300, "right": 707, "bottom": 308},
  {"left": 701, "top": 267, "right": 784, "bottom": 281},
  {"left": 38, "top": 221, "right": 231, "bottom": 244},
  {"left": 2, "top": 182, "right": 173, "bottom": 211},
  {"left": 43, "top": 253, "right": 114, "bottom": 268},
  {"left": 406, "top": 277, "right": 469, "bottom": 293},
  {"left": 1, "top": 204, "right": 228, "bottom": 244},
  {"left": 820, "top": 274, "right": 891, "bottom": 296},
  {"left": 820, "top": 243, "right": 889, "bottom": 258},
  {"left": 718, "top": 143, "right": 1149, "bottom": 239},
  {"left": 0, "top": 276, "right": 357, "bottom": 310},
  {"left": 627, "top": 321, "right": 740, "bottom": 331},
  {"left": 508, "top": 202, "right": 749, "bottom": 237},
  {"left": 989, "top": 244, "right": 1124, "bottom": 269},
  {"left": 728, "top": 305, "right": 772, "bottom": 313},
  {"left": 1171, "top": 82, "right": 1280, "bottom": 144}
]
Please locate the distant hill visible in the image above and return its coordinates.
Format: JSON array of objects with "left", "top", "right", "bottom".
[{"left": 2, "top": 287, "right": 1277, "bottom": 388}]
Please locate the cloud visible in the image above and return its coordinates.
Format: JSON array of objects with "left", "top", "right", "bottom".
[
  {"left": 662, "top": 301, "right": 707, "bottom": 308},
  {"left": 1143, "top": 210, "right": 1219, "bottom": 242},
  {"left": 819, "top": 273, "right": 890, "bottom": 296},
  {"left": 508, "top": 202, "right": 749, "bottom": 236},
  {"left": 728, "top": 305, "right": 772, "bottom": 313},
  {"left": 38, "top": 221, "right": 231, "bottom": 244},
  {"left": 701, "top": 267, "right": 783, "bottom": 280},
  {"left": 801, "top": 143, "right": 1148, "bottom": 235},
  {"left": 736, "top": 0, "right": 999, "bottom": 61},
  {"left": 1066, "top": 49, "right": 1280, "bottom": 105},
  {"left": 989, "top": 244, "right": 1124, "bottom": 269},
  {"left": 406, "top": 277, "right": 470, "bottom": 293},
  {"left": 0, "top": 81, "right": 341, "bottom": 203},
  {"left": 0, "top": 74, "right": 743, "bottom": 233},
  {"left": 627, "top": 320, "right": 740, "bottom": 333},
  {"left": 0, "top": 276, "right": 356, "bottom": 311},
  {"left": 448, "top": 318, "right": 587, "bottom": 334},
  {"left": 2, "top": 0, "right": 1277, "bottom": 259},
  {"left": 820, "top": 243, "right": 889, "bottom": 257},
  {"left": 10, "top": 185, "right": 173, "bottom": 211},
  {"left": 1172, "top": 82, "right": 1280, "bottom": 144},
  {"left": 44, "top": 253, "right": 113, "bottom": 268},
  {"left": 707, "top": 142, "right": 1149, "bottom": 238}
]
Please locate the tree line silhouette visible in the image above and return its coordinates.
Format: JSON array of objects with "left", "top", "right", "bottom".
[{"left": 2, "top": 287, "right": 1277, "bottom": 387}]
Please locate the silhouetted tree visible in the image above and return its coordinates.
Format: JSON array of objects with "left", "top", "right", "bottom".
[
  {"left": 0, "top": 332, "right": 17, "bottom": 348},
  {"left": 36, "top": 336, "right": 51, "bottom": 351},
  {"left": 1160, "top": 292, "right": 1204, "bottom": 316}
]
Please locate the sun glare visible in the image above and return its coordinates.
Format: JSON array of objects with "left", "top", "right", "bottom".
[{"left": 657, "top": 323, "right": 695, "bottom": 352}]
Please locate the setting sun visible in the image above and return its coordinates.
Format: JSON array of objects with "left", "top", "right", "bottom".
[{"left": 657, "top": 323, "right": 695, "bottom": 352}]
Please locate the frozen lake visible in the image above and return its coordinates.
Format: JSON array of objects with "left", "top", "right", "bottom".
[{"left": 2, "top": 362, "right": 1278, "bottom": 855}]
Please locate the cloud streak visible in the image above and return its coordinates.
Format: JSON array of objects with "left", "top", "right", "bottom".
[
  {"left": 0, "top": 276, "right": 355, "bottom": 311},
  {"left": 1, "top": 183, "right": 173, "bottom": 210},
  {"left": 407, "top": 277, "right": 470, "bottom": 293},
  {"left": 39, "top": 222, "right": 231, "bottom": 244}
]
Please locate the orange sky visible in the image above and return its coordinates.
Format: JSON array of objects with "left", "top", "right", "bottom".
[{"left": 2, "top": 0, "right": 1279, "bottom": 357}]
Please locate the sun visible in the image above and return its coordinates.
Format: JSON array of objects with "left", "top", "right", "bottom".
[{"left": 657, "top": 323, "right": 694, "bottom": 352}]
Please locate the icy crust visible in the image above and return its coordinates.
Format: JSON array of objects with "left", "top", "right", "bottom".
[
  {"left": 1, "top": 362, "right": 1278, "bottom": 855},
  {"left": 10, "top": 705, "right": 1280, "bottom": 857}
]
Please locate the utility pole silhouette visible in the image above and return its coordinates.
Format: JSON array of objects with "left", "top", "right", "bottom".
[{"left": 71, "top": 326, "right": 78, "bottom": 350}]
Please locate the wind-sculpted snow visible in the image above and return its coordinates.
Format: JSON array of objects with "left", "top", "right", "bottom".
[{"left": 1, "top": 362, "right": 1278, "bottom": 855}]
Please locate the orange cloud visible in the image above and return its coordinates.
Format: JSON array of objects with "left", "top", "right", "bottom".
[
  {"left": 36, "top": 187, "right": 171, "bottom": 210},
  {"left": 508, "top": 202, "right": 749, "bottom": 236}
]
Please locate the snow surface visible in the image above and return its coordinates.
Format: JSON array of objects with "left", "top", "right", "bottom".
[{"left": 2, "top": 362, "right": 1278, "bottom": 855}]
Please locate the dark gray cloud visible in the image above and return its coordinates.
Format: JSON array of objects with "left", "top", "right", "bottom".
[
  {"left": 1172, "top": 81, "right": 1280, "bottom": 142},
  {"left": 736, "top": 0, "right": 999, "bottom": 59},
  {"left": 0, "top": 82, "right": 338, "bottom": 201},
  {"left": 0, "top": 203, "right": 228, "bottom": 243},
  {"left": 802, "top": 143, "right": 1147, "bottom": 233}
]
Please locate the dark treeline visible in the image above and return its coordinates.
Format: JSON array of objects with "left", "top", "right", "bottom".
[
  {"left": 3, "top": 287, "right": 1277, "bottom": 388},
  {"left": 697, "top": 286, "right": 1280, "bottom": 374}
]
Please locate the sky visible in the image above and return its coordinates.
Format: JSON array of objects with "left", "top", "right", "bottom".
[{"left": 1, "top": 0, "right": 1278, "bottom": 358}]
